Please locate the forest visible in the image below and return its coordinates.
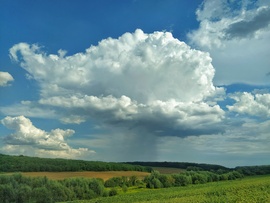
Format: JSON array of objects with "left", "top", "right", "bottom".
[
  {"left": 126, "top": 161, "right": 230, "bottom": 172},
  {"left": 0, "top": 154, "right": 151, "bottom": 172},
  {"left": 1, "top": 153, "right": 270, "bottom": 176}
]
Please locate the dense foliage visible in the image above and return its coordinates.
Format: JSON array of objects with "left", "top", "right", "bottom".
[
  {"left": 125, "top": 161, "right": 230, "bottom": 172},
  {"left": 0, "top": 154, "right": 151, "bottom": 172},
  {"left": 0, "top": 170, "right": 245, "bottom": 203},
  {"left": 236, "top": 165, "right": 270, "bottom": 176},
  {"left": 81, "top": 175, "right": 270, "bottom": 203},
  {"left": 0, "top": 173, "right": 114, "bottom": 203},
  {"left": 143, "top": 170, "right": 244, "bottom": 189},
  {"left": 104, "top": 175, "right": 144, "bottom": 188},
  {"left": 127, "top": 161, "right": 270, "bottom": 176}
]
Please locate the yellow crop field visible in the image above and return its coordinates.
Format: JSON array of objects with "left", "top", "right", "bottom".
[{"left": 14, "top": 171, "right": 150, "bottom": 180}]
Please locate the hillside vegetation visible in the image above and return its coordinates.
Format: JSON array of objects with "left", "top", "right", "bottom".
[
  {"left": 126, "top": 161, "right": 229, "bottom": 172},
  {"left": 1, "top": 154, "right": 270, "bottom": 203},
  {"left": 78, "top": 175, "right": 270, "bottom": 203},
  {"left": 2, "top": 153, "right": 270, "bottom": 176},
  {"left": 0, "top": 154, "right": 151, "bottom": 172}
]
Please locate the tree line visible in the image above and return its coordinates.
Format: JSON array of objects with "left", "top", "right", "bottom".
[
  {"left": 126, "top": 161, "right": 270, "bottom": 176},
  {"left": 235, "top": 165, "right": 270, "bottom": 176},
  {"left": 143, "top": 170, "right": 244, "bottom": 189},
  {"left": 0, "top": 173, "right": 146, "bottom": 203},
  {"left": 0, "top": 154, "right": 151, "bottom": 172},
  {"left": 0, "top": 169, "right": 244, "bottom": 203},
  {"left": 0, "top": 173, "right": 115, "bottom": 203},
  {"left": 125, "top": 161, "right": 230, "bottom": 172},
  {"left": 1, "top": 153, "right": 269, "bottom": 176}
]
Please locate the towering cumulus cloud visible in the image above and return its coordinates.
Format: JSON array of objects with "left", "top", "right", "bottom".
[
  {"left": 6, "top": 29, "right": 225, "bottom": 159},
  {"left": 10, "top": 29, "right": 219, "bottom": 101}
]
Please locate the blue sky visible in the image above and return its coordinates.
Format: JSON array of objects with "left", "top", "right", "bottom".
[{"left": 1, "top": 0, "right": 270, "bottom": 167}]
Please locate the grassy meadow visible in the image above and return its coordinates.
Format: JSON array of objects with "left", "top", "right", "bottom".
[{"left": 68, "top": 175, "right": 270, "bottom": 203}]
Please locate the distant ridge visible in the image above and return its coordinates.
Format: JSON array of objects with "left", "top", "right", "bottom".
[
  {"left": 1, "top": 153, "right": 269, "bottom": 176},
  {"left": 125, "top": 161, "right": 229, "bottom": 172},
  {"left": 126, "top": 161, "right": 270, "bottom": 176},
  {"left": 0, "top": 153, "right": 151, "bottom": 172}
]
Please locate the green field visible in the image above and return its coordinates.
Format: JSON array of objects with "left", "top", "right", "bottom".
[{"left": 68, "top": 175, "right": 270, "bottom": 203}]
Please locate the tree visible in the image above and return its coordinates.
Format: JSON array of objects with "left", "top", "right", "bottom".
[
  {"left": 109, "top": 188, "right": 118, "bottom": 196},
  {"left": 0, "top": 184, "right": 16, "bottom": 203},
  {"left": 122, "top": 184, "right": 128, "bottom": 193},
  {"left": 88, "top": 179, "right": 105, "bottom": 197},
  {"left": 172, "top": 174, "right": 192, "bottom": 186},
  {"left": 16, "top": 184, "right": 32, "bottom": 203},
  {"left": 144, "top": 171, "right": 164, "bottom": 189},
  {"left": 48, "top": 181, "right": 73, "bottom": 202},
  {"left": 158, "top": 174, "right": 174, "bottom": 188},
  {"left": 190, "top": 173, "right": 208, "bottom": 184},
  {"left": 151, "top": 178, "right": 163, "bottom": 188},
  {"left": 104, "top": 177, "right": 123, "bottom": 187},
  {"left": 128, "top": 175, "right": 138, "bottom": 186},
  {"left": 33, "top": 187, "right": 53, "bottom": 203}
]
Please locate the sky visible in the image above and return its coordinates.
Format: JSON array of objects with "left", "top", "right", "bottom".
[{"left": 0, "top": 0, "right": 270, "bottom": 168}]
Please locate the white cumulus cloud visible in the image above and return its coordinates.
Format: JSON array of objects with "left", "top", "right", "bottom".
[
  {"left": 227, "top": 92, "right": 270, "bottom": 118},
  {"left": 188, "top": 0, "right": 270, "bottom": 85},
  {"left": 0, "top": 71, "right": 14, "bottom": 86},
  {"left": 7, "top": 29, "right": 225, "bottom": 138},
  {"left": 9, "top": 29, "right": 220, "bottom": 102},
  {"left": 1, "top": 116, "right": 94, "bottom": 158}
]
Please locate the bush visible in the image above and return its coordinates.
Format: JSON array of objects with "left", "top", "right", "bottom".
[
  {"left": 219, "top": 174, "right": 229, "bottom": 181},
  {"left": 173, "top": 174, "right": 192, "bottom": 186},
  {"left": 158, "top": 175, "right": 175, "bottom": 188},
  {"left": 122, "top": 184, "right": 128, "bottom": 193},
  {"left": 188, "top": 172, "right": 208, "bottom": 184},
  {"left": 16, "top": 184, "right": 32, "bottom": 203},
  {"left": 48, "top": 181, "right": 73, "bottom": 202},
  {"left": 0, "top": 184, "right": 16, "bottom": 203},
  {"left": 102, "top": 190, "right": 109, "bottom": 197},
  {"left": 104, "top": 177, "right": 123, "bottom": 187},
  {"left": 33, "top": 186, "right": 53, "bottom": 203},
  {"left": 145, "top": 177, "right": 163, "bottom": 189},
  {"left": 109, "top": 188, "right": 118, "bottom": 196},
  {"left": 128, "top": 175, "right": 138, "bottom": 186},
  {"left": 88, "top": 178, "right": 105, "bottom": 196}
]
